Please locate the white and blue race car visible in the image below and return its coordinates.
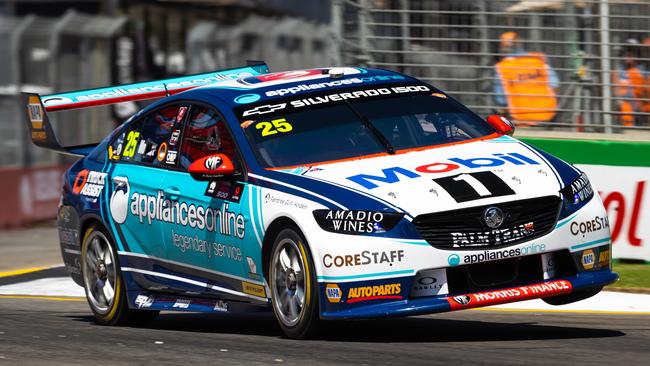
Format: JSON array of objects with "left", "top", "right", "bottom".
[{"left": 24, "top": 63, "right": 617, "bottom": 338}]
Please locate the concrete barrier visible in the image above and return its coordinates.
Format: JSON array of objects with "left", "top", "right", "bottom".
[{"left": 0, "top": 165, "right": 66, "bottom": 228}]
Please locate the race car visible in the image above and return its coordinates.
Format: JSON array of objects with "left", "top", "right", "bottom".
[{"left": 24, "top": 62, "right": 618, "bottom": 339}]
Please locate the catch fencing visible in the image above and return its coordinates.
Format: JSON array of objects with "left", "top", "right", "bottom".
[
  {"left": 0, "top": 10, "right": 126, "bottom": 168},
  {"left": 333, "top": 0, "right": 650, "bottom": 134}
]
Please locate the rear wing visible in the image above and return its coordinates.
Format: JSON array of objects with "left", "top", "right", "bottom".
[{"left": 23, "top": 61, "right": 269, "bottom": 156}]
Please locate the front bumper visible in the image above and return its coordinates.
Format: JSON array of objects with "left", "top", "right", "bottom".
[{"left": 320, "top": 269, "right": 618, "bottom": 319}]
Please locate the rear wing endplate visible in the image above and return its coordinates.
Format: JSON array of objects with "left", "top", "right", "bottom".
[{"left": 23, "top": 61, "right": 269, "bottom": 156}]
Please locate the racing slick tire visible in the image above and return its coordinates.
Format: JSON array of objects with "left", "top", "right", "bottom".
[
  {"left": 269, "top": 227, "right": 321, "bottom": 339},
  {"left": 542, "top": 286, "right": 603, "bottom": 306},
  {"left": 80, "top": 224, "right": 159, "bottom": 326}
]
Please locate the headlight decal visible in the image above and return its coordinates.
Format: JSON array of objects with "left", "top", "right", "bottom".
[{"left": 559, "top": 172, "right": 594, "bottom": 218}]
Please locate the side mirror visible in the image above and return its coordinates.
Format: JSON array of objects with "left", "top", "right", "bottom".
[
  {"left": 188, "top": 154, "right": 235, "bottom": 181},
  {"left": 487, "top": 114, "right": 515, "bottom": 136}
]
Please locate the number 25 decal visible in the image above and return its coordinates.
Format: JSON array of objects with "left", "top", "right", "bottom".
[
  {"left": 433, "top": 171, "right": 515, "bottom": 203},
  {"left": 122, "top": 131, "right": 141, "bottom": 158},
  {"left": 256, "top": 118, "right": 293, "bottom": 137}
]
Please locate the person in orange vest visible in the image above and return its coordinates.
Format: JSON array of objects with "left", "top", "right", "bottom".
[
  {"left": 494, "top": 32, "right": 559, "bottom": 126},
  {"left": 612, "top": 39, "right": 646, "bottom": 127}
]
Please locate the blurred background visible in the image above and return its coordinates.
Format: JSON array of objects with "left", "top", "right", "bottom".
[{"left": 0, "top": 1, "right": 648, "bottom": 265}]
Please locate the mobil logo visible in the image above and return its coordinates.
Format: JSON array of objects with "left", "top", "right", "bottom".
[{"left": 346, "top": 153, "right": 540, "bottom": 190}]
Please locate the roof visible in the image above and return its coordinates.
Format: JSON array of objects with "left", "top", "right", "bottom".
[{"left": 185, "top": 67, "right": 416, "bottom": 108}]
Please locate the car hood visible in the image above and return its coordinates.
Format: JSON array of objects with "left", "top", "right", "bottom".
[{"left": 286, "top": 136, "right": 565, "bottom": 217}]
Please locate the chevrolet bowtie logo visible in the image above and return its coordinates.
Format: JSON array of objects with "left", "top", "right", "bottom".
[{"left": 242, "top": 103, "right": 287, "bottom": 116}]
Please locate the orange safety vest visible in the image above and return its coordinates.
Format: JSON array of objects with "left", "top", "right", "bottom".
[{"left": 495, "top": 53, "right": 558, "bottom": 123}]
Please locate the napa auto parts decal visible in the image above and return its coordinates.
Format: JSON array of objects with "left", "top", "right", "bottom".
[{"left": 576, "top": 164, "right": 649, "bottom": 262}]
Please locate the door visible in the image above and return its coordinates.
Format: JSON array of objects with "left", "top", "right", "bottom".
[
  {"left": 107, "top": 104, "right": 187, "bottom": 289},
  {"left": 161, "top": 104, "right": 247, "bottom": 296}
]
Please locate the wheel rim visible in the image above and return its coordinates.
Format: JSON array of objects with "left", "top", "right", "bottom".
[
  {"left": 82, "top": 231, "right": 117, "bottom": 314},
  {"left": 271, "top": 238, "right": 307, "bottom": 327}
]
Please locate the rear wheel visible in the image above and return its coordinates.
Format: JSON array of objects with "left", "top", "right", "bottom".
[
  {"left": 269, "top": 228, "right": 320, "bottom": 339},
  {"left": 81, "top": 225, "right": 158, "bottom": 325}
]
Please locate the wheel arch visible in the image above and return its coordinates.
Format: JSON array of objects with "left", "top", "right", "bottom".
[{"left": 261, "top": 216, "right": 312, "bottom": 282}]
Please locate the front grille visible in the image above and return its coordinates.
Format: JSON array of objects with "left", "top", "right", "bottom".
[
  {"left": 413, "top": 196, "right": 561, "bottom": 249},
  {"left": 445, "top": 250, "right": 577, "bottom": 295}
]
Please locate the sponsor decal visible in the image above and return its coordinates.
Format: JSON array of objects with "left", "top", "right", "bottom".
[
  {"left": 451, "top": 222, "right": 535, "bottom": 248},
  {"left": 347, "top": 283, "right": 401, "bottom": 303},
  {"left": 246, "top": 256, "right": 260, "bottom": 281},
  {"left": 204, "top": 156, "right": 222, "bottom": 170},
  {"left": 599, "top": 249, "right": 611, "bottom": 268},
  {"left": 42, "top": 96, "right": 74, "bottom": 107},
  {"left": 255, "top": 69, "right": 323, "bottom": 83},
  {"left": 451, "top": 242, "right": 546, "bottom": 265},
  {"left": 72, "top": 169, "right": 107, "bottom": 199},
  {"left": 242, "top": 282, "right": 266, "bottom": 297},
  {"left": 581, "top": 249, "right": 595, "bottom": 270},
  {"left": 165, "top": 150, "right": 178, "bottom": 165},
  {"left": 599, "top": 179, "right": 645, "bottom": 255},
  {"left": 322, "top": 250, "right": 404, "bottom": 268},
  {"left": 242, "top": 103, "right": 287, "bottom": 117},
  {"left": 325, "top": 284, "right": 342, "bottom": 303},
  {"left": 27, "top": 96, "right": 44, "bottom": 129},
  {"left": 240, "top": 84, "right": 427, "bottom": 117},
  {"left": 326, "top": 210, "right": 383, "bottom": 234},
  {"left": 110, "top": 177, "right": 130, "bottom": 224},
  {"left": 176, "top": 106, "right": 187, "bottom": 123},
  {"left": 447, "top": 254, "right": 461, "bottom": 266},
  {"left": 170, "top": 129, "right": 181, "bottom": 145},
  {"left": 42, "top": 72, "right": 253, "bottom": 105},
  {"left": 264, "top": 193, "right": 308, "bottom": 210},
  {"left": 347, "top": 153, "right": 540, "bottom": 190},
  {"left": 411, "top": 269, "right": 448, "bottom": 297},
  {"left": 234, "top": 93, "right": 261, "bottom": 104},
  {"left": 213, "top": 300, "right": 229, "bottom": 312},
  {"left": 157, "top": 142, "right": 168, "bottom": 161},
  {"left": 205, "top": 181, "right": 244, "bottom": 203},
  {"left": 448, "top": 280, "right": 573, "bottom": 310},
  {"left": 137, "top": 140, "right": 147, "bottom": 155},
  {"left": 172, "top": 299, "right": 191, "bottom": 309},
  {"left": 170, "top": 230, "right": 242, "bottom": 261},
  {"left": 566, "top": 173, "right": 593, "bottom": 204},
  {"left": 129, "top": 191, "right": 245, "bottom": 238},
  {"left": 265, "top": 78, "right": 365, "bottom": 97},
  {"left": 134, "top": 294, "right": 154, "bottom": 309},
  {"left": 570, "top": 216, "right": 610, "bottom": 237}
]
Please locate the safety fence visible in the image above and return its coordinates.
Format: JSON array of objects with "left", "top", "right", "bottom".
[
  {"left": 0, "top": 10, "right": 126, "bottom": 168},
  {"left": 519, "top": 137, "right": 650, "bottom": 262},
  {"left": 333, "top": 0, "right": 650, "bottom": 134}
]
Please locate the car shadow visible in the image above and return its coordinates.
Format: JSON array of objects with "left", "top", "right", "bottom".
[{"left": 68, "top": 311, "right": 625, "bottom": 343}]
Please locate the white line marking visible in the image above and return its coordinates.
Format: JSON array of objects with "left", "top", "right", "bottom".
[
  {"left": 117, "top": 251, "right": 264, "bottom": 285},
  {"left": 121, "top": 267, "right": 268, "bottom": 302}
]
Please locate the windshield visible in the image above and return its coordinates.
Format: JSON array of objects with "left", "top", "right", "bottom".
[{"left": 238, "top": 83, "right": 495, "bottom": 168}]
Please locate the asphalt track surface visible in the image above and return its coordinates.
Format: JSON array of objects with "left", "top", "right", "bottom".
[
  {"left": 1, "top": 224, "right": 649, "bottom": 365},
  {"left": 0, "top": 295, "right": 648, "bottom": 365}
]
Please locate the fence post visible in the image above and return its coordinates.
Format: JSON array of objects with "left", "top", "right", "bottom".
[
  {"left": 11, "top": 15, "right": 35, "bottom": 167},
  {"left": 330, "top": 0, "right": 343, "bottom": 66},
  {"left": 358, "top": 0, "right": 370, "bottom": 66},
  {"left": 600, "top": 0, "right": 613, "bottom": 134}
]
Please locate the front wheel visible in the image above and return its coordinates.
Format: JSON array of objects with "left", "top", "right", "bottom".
[
  {"left": 269, "top": 228, "right": 320, "bottom": 339},
  {"left": 81, "top": 225, "right": 159, "bottom": 325}
]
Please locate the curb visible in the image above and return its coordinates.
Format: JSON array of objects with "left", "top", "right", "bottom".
[{"left": 605, "top": 287, "right": 650, "bottom": 295}]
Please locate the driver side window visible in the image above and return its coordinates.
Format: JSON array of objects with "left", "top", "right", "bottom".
[{"left": 179, "top": 106, "right": 239, "bottom": 171}]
